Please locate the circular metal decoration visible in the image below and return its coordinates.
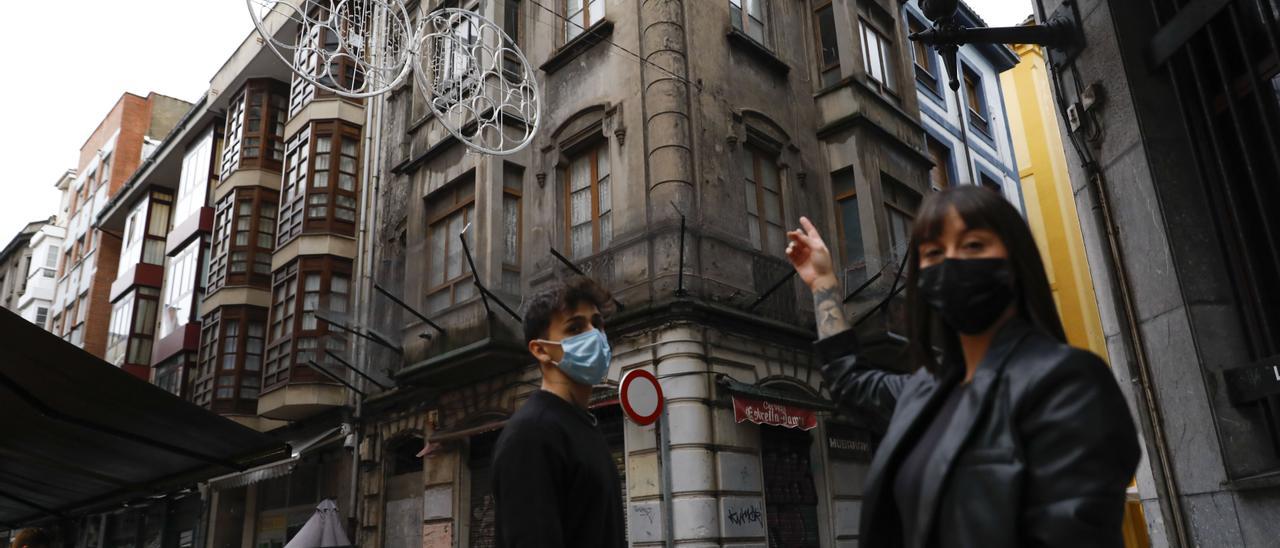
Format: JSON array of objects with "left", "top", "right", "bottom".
[
  {"left": 620, "top": 369, "right": 664, "bottom": 426},
  {"left": 415, "top": 8, "right": 541, "bottom": 155},
  {"left": 246, "top": 0, "right": 416, "bottom": 98}
]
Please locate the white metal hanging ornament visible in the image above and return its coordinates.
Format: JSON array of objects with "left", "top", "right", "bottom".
[
  {"left": 415, "top": 8, "right": 541, "bottom": 156},
  {"left": 246, "top": 0, "right": 416, "bottom": 98}
]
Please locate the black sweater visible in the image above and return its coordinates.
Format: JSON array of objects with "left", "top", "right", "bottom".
[{"left": 492, "top": 390, "right": 626, "bottom": 548}]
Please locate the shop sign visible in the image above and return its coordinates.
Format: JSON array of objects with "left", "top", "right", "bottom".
[
  {"left": 826, "top": 424, "right": 874, "bottom": 461},
  {"left": 731, "top": 395, "right": 818, "bottom": 431}
]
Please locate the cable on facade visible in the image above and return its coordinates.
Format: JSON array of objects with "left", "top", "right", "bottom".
[{"left": 522, "top": 0, "right": 699, "bottom": 89}]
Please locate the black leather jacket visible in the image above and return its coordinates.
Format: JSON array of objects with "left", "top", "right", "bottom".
[{"left": 815, "top": 319, "right": 1140, "bottom": 548}]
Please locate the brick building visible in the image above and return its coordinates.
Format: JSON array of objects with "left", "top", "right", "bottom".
[{"left": 48, "top": 92, "right": 190, "bottom": 369}]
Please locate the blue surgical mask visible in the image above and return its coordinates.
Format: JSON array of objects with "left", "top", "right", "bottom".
[{"left": 538, "top": 329, "right": 612, "bottom": 386}]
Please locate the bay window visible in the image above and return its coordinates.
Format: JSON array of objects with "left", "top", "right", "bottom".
[
  {"left": 195, "top": 306, "right": 268, "bottom": 413},
  {"left": 263, "top": 257, "right": 352, "bottom": 390},
  {"left": 208, "top": 188, "right": 278, "bottom": 292},
  {"left": 174, "top": 127, "right": 219, "bottom": 223},
  {"left": 159, "top": 239, "right": 206, "bottom": 340},
  {"left": 106, "top": 287, "right": 161, "bottom": 368},
  {"left": 290, "top": 2, "right": 365, "bottom": 115},
  {"left": 118, "top": 189, "right": 173, "bottom": 273},
  {"left": 279, "top": 121, "right": 362, "bottom": 246},
  {"left": 221, "top": 79, "right": 288, "bottom": 176}
]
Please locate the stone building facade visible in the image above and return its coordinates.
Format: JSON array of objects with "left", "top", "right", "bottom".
[
  {"left": 354, "top": 1, "right": 948, "bottom": 547},
  {"left": 1032, "top": 0, "right": 1280, "bottom": 546}
]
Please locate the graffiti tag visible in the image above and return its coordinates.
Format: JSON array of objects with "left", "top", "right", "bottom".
[{"left": 727, "top": 505, "right": 763, "bottom": 526}]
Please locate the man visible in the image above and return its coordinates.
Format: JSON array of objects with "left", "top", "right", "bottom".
[{"left": 492, "top": 276, "right": 625, "bottom": 547}]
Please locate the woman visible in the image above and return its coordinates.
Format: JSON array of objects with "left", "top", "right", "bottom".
[{"left": 785, "top": 186, "right": 1139, "bottom": 548}]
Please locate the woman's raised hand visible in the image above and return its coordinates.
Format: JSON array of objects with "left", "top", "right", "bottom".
[{"left": 786, "top": 216, "right": 838, "bottom": 292}]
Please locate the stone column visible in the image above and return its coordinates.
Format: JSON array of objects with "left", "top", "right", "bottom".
[{"left": 639, "top": 0, "right": 696, "bottom": 222}]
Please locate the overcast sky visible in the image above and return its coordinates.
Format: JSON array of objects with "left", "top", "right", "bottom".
[{"left": 0, "top": 0, "right": 1033, "bottom": 248}]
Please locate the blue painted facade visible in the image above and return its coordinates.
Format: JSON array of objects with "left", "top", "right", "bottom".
[{"left": 903, "top": 1, "right": 1023, "bottom": 210}]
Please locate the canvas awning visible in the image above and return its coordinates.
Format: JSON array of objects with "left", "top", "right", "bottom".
[{"left": 0, "top": 308, "right": 288, "bottom": 526}]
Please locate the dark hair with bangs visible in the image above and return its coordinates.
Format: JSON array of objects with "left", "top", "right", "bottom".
[
  {"left": 904, "top": 186, "right": 1066, "bottom": 375},
  {"left": 521, "top": 276, "right": 615, "bottom": 343}
]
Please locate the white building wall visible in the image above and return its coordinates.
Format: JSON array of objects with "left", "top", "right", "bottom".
[
  {"left": 905, "top": 2, "right": 1023, "bottom": 209},
  {"left": 17, "top": 225, "right": 65, "bottom": 329}
]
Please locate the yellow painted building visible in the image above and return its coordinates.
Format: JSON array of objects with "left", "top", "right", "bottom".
[{"left": 1000, "top": 35, "right": 1150, "bottom": 548}]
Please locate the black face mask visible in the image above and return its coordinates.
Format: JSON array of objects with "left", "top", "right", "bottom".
[{"left": 917, "top": 258, "right": 1015, "bottom": 335}]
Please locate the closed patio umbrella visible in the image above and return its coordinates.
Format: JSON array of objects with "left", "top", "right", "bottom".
[{"left": 284, "top": 500, "right": 352, "bottom": 548}]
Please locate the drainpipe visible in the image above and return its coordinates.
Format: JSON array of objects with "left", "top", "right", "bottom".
[
  {"left": 658, "top": 405, "right": 675, "bottom": 548},
  {"left": 346, "top": 50, "right": 387, "bottom": 541},
  {"left": 1082, "top": 168, "right": 1190, "bottom": 546}
]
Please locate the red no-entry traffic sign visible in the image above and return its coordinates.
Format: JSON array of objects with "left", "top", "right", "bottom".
[{"left": 620, "top": 369, "right": 664, "bottom": 426}]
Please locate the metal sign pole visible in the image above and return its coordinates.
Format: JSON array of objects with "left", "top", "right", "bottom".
[{"left": 659, "top": 404, "right": 674, "bottom": 548}]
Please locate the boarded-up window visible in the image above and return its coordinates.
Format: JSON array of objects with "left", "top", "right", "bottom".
[{"left": 384, "top": 437, "right": 424, "bottom": 548}]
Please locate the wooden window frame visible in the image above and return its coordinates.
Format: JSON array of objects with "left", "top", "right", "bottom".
[
  {"left": 907, "top": 14, "right": 940, "bottom": 90},
  {"left": 926, "top": 136, "right": 953, "bottom": 190},
  {"left": 730, "top": 0, "right": 769, "bottom": 46},
  {"left": 109, "top": 287, "right": 160, "bottom": 368},
  {"left": 503, "top": 0, "right": 524, "bottom": 79},
  {"left": 832, "top": 173, "right": 866, "bottom": 282},
  {"left": 221, "top": 80, "right": 288, "bottom": 176},
  {"left": 153, "top": 353, "right": 196, "bottom": 400},
  {"left": 744, "top": 144, "right": 785, "bottom": 255},
  {"left": 106, "top": 295, "right": 134, "bottom": 366},
  {"left": 812, "top": 0, "right": 840, "bottom": 88},
  {"left": 121, "top": 190, "right": 174, "bottom": 269},
  {"left": 962, "top": 65, "right": 991, "bottom": 136},
  {"left": 562, "top": 140, "right": 611, "bottom": 259},
  {"left": 263, "top": 257, "right": 352, "bottom": 390},
  {"left": 142, "top": 189, "right": 173, "bottom": 266},
  {"left": 425, "top": 181, "right": 477, "bottom": 312},
  {"left": 882, "top": 177, "right": 922, "bottom": 259},
  {"left": 278, "top": 121, "right": 362, "bottom": 247},
  {"left": 859, "top": 18, "right": 898, "bottom": 97},
  {"left": 209, "top": 187, "right": 279, "bottom": 292},
  {"left": 502, "top": 163, "right": 524, "bottom": 292},
  {"left": 563, "top": 0, "right": 605, "bottom": 44},
  {"left": 195, "top": 306, "right": 267, "bottom": 414},
  {"left": 289, "top": 3, "right": 366, "bottom": 116}
]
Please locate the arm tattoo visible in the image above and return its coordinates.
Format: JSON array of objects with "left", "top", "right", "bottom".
[{"left": 813, "top": 285, "right": 851, "bottom": 339}]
